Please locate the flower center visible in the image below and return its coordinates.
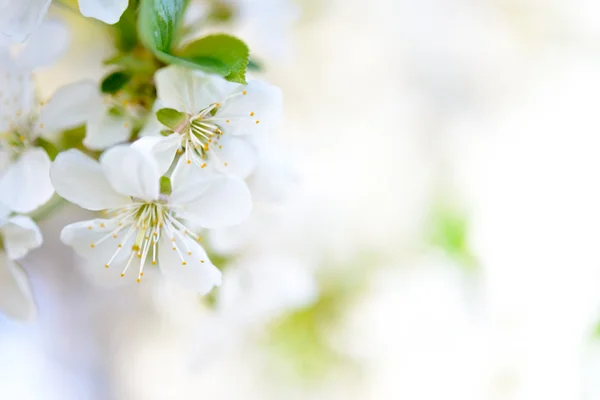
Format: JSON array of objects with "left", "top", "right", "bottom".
[
  {"left": 180, "top": 89, "right": 258, "bottom": 168},
  {"left": 89, "top": 201, "right": 202, "bottom": 282}
]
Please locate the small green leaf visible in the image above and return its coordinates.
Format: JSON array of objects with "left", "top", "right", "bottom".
[
  {"left": 101, "top": 71, "right": 132, "bottom": 94},
  {"left": 177, "top": 34, "right": 249, "bottom": 83},
  {"left": 156, "top": 108, "right": 188, "bottom": 130},
  {"left": 159, "top": 176, "right": 172, "bottom": 195}
]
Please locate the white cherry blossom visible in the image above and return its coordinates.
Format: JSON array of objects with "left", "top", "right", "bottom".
[
  {"left": 0, "top": 20, "right": 86, "bottom": 213},
  {"left": 50, "top": 144, "right": 252, "bottom": 293},
  {"left": 141, "top": 65, "right": 282, "bottom": 181},
  {"left": 0, "top": 0, "right": 127, "bottom": 43},
  {"left": 0, "top": 202, "right": 41, "bottom": 321}
]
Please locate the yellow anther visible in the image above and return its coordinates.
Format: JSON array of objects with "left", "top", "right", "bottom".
[
  {"left": 187, "top": 251, "right": 192, "bottom": 256},
  {"left": 226, "top": 119, "right": 230, "bottom": 123},
  {"left": 105, "top": 264, "right": 109, "bottom": 268},
  {"left": 118, "top": 244, "right": 122, "bottom": 248},
  {"left": 120, "top": 273, "right": 125, "bottom": 277},
  {"left": 90, "top": 243, "right": 95, "bottom": 248},
  {"left": 186, "top": 159, "right": 191, "bottom": 164},
  {"left": 250, "top": 112, "right": 255, "bottom": 116},
  {"left": 242, "top": 90, "right": 247, "bottom": 95},
  {"left": 255, "top": 120, "right": 260, "bottom": 124},
  {"left": 182, "top": 261, "right": 187, "bottom": 265},
  {"left": 100, "top": 223, "right": 105, "bottom": 228},
  {"left": 152, "top": 261, "right": 157, "bottom": 265},
  {"left": 200, "top": 260, "right": 205, "bottom": 263}
]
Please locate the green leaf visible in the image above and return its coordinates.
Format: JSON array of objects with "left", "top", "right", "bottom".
[
  {"left": 137, "top": 0, "right": 249, "bottom": 83},
  {"left": 159, "top": 176, "right": 172, "bottom": 195},
  {"left": 138, "top": 0, "right": 186, "bottom": 53},
  {"left": 177, "top": 34, "right": 249, "bottom": 83},
  {"left": 156, "top": 108, "right": 188, "bottom": 130},
  {"left": 101, "top": 71, "right": 132, "bottom": 94}
]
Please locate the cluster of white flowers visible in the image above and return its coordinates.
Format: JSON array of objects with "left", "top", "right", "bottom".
[{"left": 0, "top": 1, "right": 285, "bottom": 320}]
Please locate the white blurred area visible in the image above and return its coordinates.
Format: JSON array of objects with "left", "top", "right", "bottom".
[{"left": 4, "top": 0, "right": 600, "bottom": 399}]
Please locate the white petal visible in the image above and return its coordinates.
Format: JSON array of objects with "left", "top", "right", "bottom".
[
  {"left": 138, "top": 101, "right": 164, "bottom": 137},
  {"left": 51, "top": 149, "right": 129, "bottom": 211},
  {"left": 155, "top": 66, "right": 237, "bottom": 114},
  {"left": 16, "top": 19, "right": 69, "bottom": 68},
  {"left": 0, "top": 148, "right": 53, "bottom": 213},
  {"left": 211, "top": 135, "right": 258, "bottom": 179},
  {"left": 1, "top": 216, "right": 42, "bottom": 260},
  {"left": 132, "top": 134, "right": 180, "bottom": 176},
  {"left": 84, "top": 106, "right": 131, "bottom": 150},
  {"left": 37, "top": 80, "right": 100, "bottom": 140},
  {"left": 158, "top": 234, "right": 221, "bottom": 294},
  {"left": 79, "top": 0, "right": 129, "bottom": 24},
  {"left": 170, "top": 159, "right": 252, "bottom": 228},
  {"left": 0, "top": 0, "right": 51, "bottom": 43},
  {"left": 0, "top": 69, "right": 37, "bottom": 132},
  {"left": 0, "top": 202, "right": 10, "bottom": 222},
  {"left": 100, "top": 145, "right": 160, "bottom": 201},
  {"left": 0, "top": 254, "right": 36, "bottom": 321},
  {"left": 61, "top": 218, "right": 133, "bottom": 266},
  {"left": 216, "top": 79, "right": 282, "bottom": 135}
]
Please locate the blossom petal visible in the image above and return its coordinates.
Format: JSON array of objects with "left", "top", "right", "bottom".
[
  {"left": 132, "top": 134, "right": 180, "bottom": 176},
  {"left": 0, "top": 202, "right": 10, "bottom": 222},
  {"left": 0, "top": 70, "right": 37, "bottom": 134},
  {"left": 84, "top": 106, "right": 131, "bottom": 150},
  {"left": 17, "top": 19, "right": 69, "bottom": 68},
  {"left": 216, "top": 79, "right": 282, "bottom": 135},
  {"left": 37, "top": 80, "right": 100, "bottom": 140},
  {"left": 51, "top": 149, "right": 129, "bottom": 211},
  {"left": 61, "top": 219, "right": 134, "bottom": 267},
  {"left": 0, "top": 148, "right": 53, "bottom": 213},
  {"left": 170, "top": 159, "right": 252, "bottom": 228},
  {"left": 158, "top": 234, "right": 221, "bottom": 294},
  {"left": 101, "top": 145, "right": 160, "bottom": 201},
  {"left": 155, "top": 66, "right": 237, "bottom": 114},
  {"left": 1, "top": 216, "right": 42, "bottom": 260},
  {"left": 79, "top": 0, "right": 129, "bottom": 24},
  {"left": 0, "top": 0, "right": 51, "bottom": 43},
  {"left": 211, "top": 135, "right": 258, "bottom": 179},
  {"left": 0, "top": 254, "right": 36, "bottom": 321}
]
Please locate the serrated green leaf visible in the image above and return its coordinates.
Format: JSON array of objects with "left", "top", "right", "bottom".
[
  {"left": 177, "top": 34, "right": 249, "bottom": 83},
  {"left": 101, "top": 71, "right": 132, "bottom": 94},
  {"left": 159, "top": 176, "right": 172, "bottom": 195},
  {"left": 156, "top": 108, "right": 188, "bottom": 130}
]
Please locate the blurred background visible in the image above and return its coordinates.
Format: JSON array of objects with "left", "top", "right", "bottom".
[{"left": 5, "top": 0, "right": 600, "bottom": 399}]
